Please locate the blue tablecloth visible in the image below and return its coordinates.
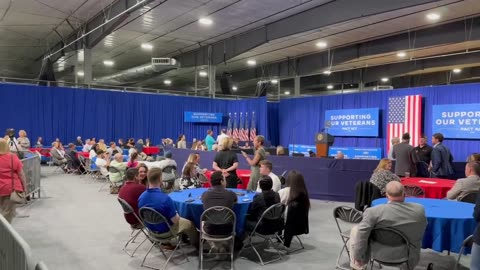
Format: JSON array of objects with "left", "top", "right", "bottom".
[
  {"left": 169, "top": 188, "right": 256, "bottom": 236},
  {"left": 372, "top": 198, "right": 476, "bottom": 253}
]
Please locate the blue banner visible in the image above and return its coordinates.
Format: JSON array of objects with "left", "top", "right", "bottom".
[
  {"left": 288, "top": 144, "right": 316, "bottom": 157},
  {"left": 329, "top": 147, "right": 382, "bottom": 160},
  {"left": 432, "top": 103, "right": 480, "bottom": 139},
  {"left": 325, "top": 108, "right": 379, "bottom": 137},
  {"left": 184, "top": 112, "right": 223, "bottom": 123}
]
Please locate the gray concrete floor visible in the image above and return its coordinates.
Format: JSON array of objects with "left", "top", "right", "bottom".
[{"left": 11, "top": 166, "right": 472, "bottom": 270}]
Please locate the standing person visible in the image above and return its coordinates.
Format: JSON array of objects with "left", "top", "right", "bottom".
[
  {"left": 213, "top": 137, "right": 239, "bottom": 188},
  {"left": 0, "top": 138, "right": 27, "bottom": 223},
  {"left": 242, "top": 135, "right": 266, "bottom": 191},
  {"left": 387, "top": 137, "right": 400, "bottom": 160},
  {"left": 177, "top": 134, "right": 187, "bottom": 149},
  {"left": 414, "top": 135, "right": 433, "bottom": 164},
  {"left": 216, "top": 129, "right": 228, "bottom": 144},
  {"left": 472, "top": 188, "right": 480, "bottom": 270},
  {"left": 430, "top": 133, "right": 454, "bottom": 179},
  {"left": 392, "top": 133, "right": 417, "bottom": 177},
  {"left": 205, "top": 130, "right": 216, "bottom": 151},
  {"left": 17, "top": 130, "right": 30, "bottom": 151}
]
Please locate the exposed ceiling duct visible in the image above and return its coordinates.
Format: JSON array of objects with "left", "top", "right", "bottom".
[{"left": 94, "top": 58, "right": 180, "bottom": 85}]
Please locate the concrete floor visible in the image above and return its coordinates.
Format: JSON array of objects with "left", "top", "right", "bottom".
[{"left": 11, "top": 166, "right": 472, "bottom": 270}]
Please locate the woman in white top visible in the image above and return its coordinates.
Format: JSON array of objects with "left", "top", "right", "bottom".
[
  {"left": 278, "top": 170, "right": 309, "bottom": 205},
  {"left": 17, "top": 130, "right": 30, "bottom": 150},
  {"left": 177, "top": 134, "right": 187, "bottom": 149},
  {"left": 89, "top": 144, "right": 99, "bottom": 159}
]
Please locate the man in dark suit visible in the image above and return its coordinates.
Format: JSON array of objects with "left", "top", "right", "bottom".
[
  {"left": 393, "top": 133, "right": 417, "bottom": 177},
  {"left": 430, "top": 133, "right": 454, "bottom": 179}
]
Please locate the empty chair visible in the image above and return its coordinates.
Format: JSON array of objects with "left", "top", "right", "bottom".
[
  {"left": 117, "top": 198, "right": 148, "bottom": 257},
  {"left": 403, "top": 185, "right": 425, "bottom": 198},
  {"left": 333, "top": 206, "right": 363, "bottom": 270}
]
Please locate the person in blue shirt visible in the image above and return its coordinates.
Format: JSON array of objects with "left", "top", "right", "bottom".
[
  {"left": 205, "top": 130, "right": 216, "bottom": 151},
  {"left": 138, "top": 167, "right": 198, "bottom": 247}
]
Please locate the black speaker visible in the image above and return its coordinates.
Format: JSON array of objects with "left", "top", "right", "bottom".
[
  {"left": 220, "top": 73, "right": 232, "bottom": 95},
  {"left": 256, "top": 81, "right": 269, "bottom": 97}
]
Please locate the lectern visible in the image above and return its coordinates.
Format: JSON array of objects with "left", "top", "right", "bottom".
[{"left": 315, "top": 132, "right": 334, "bottom": 158}]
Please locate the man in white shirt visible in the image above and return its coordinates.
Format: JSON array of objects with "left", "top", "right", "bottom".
[
  {"left": 256, "top": 160, "right": 281, "bottom": 192},
  {"left": 82, "top": 139, "right": 92, "bottom": 152},
  {"left": 95, "top": 150, "right": 111, "bottom": 177},
  {"left": 216, "top": 129, "right": 229, "bottom": 144}
]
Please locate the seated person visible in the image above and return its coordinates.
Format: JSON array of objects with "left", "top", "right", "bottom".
[
  {"left": 65, "top": 143, "right": 81, "bottom": 172},
  {"left": 89, "top": 143, "right": 99, "bottom": 159},
  {"left": 369, "top": 158, "right": 400, "bottom": 195},
  {"left": 276, "top": 145, "right": 286, "bottom": 156},
  {"left": 135, "top": 163, "right": 149, "bottom": 186},
  {"left": 349, "top": 181, "right": 427, "bottom": 270},
  {"left": 109, "top": 153, "right": 127, "bottom": 185},
  {"left": 179, "top": 162, "right": 201, "bottom": 190},
  {"left": 75, "top": 136, "right": 83, "bottom": 146},
  {"left": 158, "top": 151, "right": 177, "bottom": 170},
  {"left": 35, "top": 137, "right": 43, "bottom": 148},
  {"left": 50, "top": 142, "right": 67, "bottom": 166},
  {"left": 95, "top": 150, "right": 111, "bottom": 177},
  {"left": 446, "top": 161, "right": 480, "bottom": 200},
  {"left": 467, "top": 153, "right": 480, "bottom": 162},
  {"left": 127, "top": 152, "right": 140, "bottom": 168},
  {"left": 107, "top": 141, "right": 122, "bottom": 156},
  {"left": 256, "top": 160, "right": 281, "bottom": 192},
  {"left": 118, "top": 168, "right": 146, "bottom": 227},
  {"left": 138, "top": 168, "right": 198, "bottom": 247},
  {"left": 98, "top": 139, "right": 107, "bottom": 152},
  {"left": 82, "top": 139, "right": 92, "bottom": 152},
  {"left": 335, "top": 151, "right": 345, "bottom": 159},
  {"left": 246, "top": 176, "right": 281, "bottom": 232}
]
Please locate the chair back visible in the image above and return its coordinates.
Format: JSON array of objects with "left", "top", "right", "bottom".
[
  {"left": 251, "top": 203, "right": 285, "bottom": 235},
  {"left": 369, "top": 227, "right": 410, "bottom": 265},
  {"left": 333, "top": 206, "right": 363, "bottom": 236},
  {"left": 139, "top": 207, "right": 172, "bottom": 231},
  {"left": 200, "top": 206, "right": 236, "bottom": 236},
  {"left": 403, "top": 185, "right": 425, "bottom": 198},
  {"left": 458, "top": 191, "right": 478, "bottom": 203},
  {"left": 117, "top": 198, "right": 134, "bottom": 214},
  {"left": 35, "top": 261, "right": 49, "bottom": 270}
]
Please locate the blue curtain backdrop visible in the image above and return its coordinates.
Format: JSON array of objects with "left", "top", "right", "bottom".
[
  {"left": 0, "top": 84, "right": 267, "bottom": 146},
  {"left": 278, "top": 83, "right": 480, "bottom": 161},
  {"left": 267, "top": 102, "right": 280, "bottom": 146}
]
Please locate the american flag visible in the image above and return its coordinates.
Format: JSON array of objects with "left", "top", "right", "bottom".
[
  {"left": 232, "top": 113, "right": 239, "bottom": 139},
  {"left": 227, "top": 113, "right": 232, "bottom": 137},
  {"left": 387, "top": 95, "right": 422, "bottom": 155},
  {"left": 242, "top": 112, "right": 250, "bottom": 141},
  {"left": 250, "top": 112, "right": 256, "bottom": 141},
  {"left": 239, "top": 113, "right": 245, "bottom": 141}
]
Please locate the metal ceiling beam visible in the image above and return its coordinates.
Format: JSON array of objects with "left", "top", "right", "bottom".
[
  {"left": 36, "top": 0, "right": 156, "bottom": 62},
  {"left": 174, "top": 0, "right": 441, "bottom": 67}
]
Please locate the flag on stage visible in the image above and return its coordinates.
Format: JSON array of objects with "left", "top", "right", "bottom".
[
  {"left": 232, "top": 113, "right": 239, "bottom": 139},
  {"left": 239, "top": 113, "right": 245, "bottom": 141},
  {"left": 387, "top": 95, "right": 422, "bottom": 155},
  {"left": 227, "top": 113, "right": 232, "bottom": 137},
  {"left": 250, "top": 112, "right": 256, "bottom": 141},
  {"left": 243, "top": 112, "right": 249, "bottom": 141}
]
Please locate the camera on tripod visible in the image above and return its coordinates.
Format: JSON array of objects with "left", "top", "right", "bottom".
[{"left": 6, "top": 128, "right": 15, "bottom": 139}]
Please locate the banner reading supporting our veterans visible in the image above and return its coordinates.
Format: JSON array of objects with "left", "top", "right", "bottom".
[
  {"left": 325, "top": 108, "right": 379, "bottom": 137},
  {"left": 432, "top": 103, "right": 480, "bottom": 139}
]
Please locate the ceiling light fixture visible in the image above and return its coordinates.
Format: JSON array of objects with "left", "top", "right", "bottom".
[
  {"left": 323, "top": 70, "right": 332, "bottom": 75},
  {"left": 247, "top": 59, "right": 256, "bottom": 66},
  {"left": 426, "top": 13, "right": 441, "bottom": 21},
  {"left": 141, "top": 43, "right": 153, "bottom": 50},
  {"left": 381, "top": 77, "right": 389, "bottom": 82},
  {"left": 284, "top": 91, "right": 290, "bottom": 95},
  {"left": 327, "top": 85, "right": 334, "bottom": 89},
  {"left": 316, "top": 41, "right": 328, "bottom": 48},
  {"left": 232, "top": 86, "right": 238, "bottom": 91},
  {"left": 164, "top": 79, "right": 172, "bottom": 85},
  {"left": 199, "top": 18, "right": 213, "bottom": 25},
  {"left": 103, "top": 60, "right": 114, "bottom": 66},
  {"left": 271, "top": 79, "right": 278, "bottom": 84},
  {"left": 199, "top": 71, "right": 208, "bottom": 77},
  {"left": 77, "top": 71, "right": 84, "bottom": 77},
  {"left": 452, "top": 68, "right": 462, "bottom": 74},
  {"left": 396, "top": 51, "right": 407, "bottom": 58}
]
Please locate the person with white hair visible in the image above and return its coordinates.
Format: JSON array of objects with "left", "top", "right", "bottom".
[
  {"left": 75, "top": 136, "right": 83, "bottom": 146},
  {"left": 109, "top": 153, "right": 127, "bottom": 185},
  {"left": 387, "top": 137, "right": 400, "bottom": 160}
]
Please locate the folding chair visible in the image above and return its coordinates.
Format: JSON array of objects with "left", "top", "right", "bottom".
[
  {"left": 51, "top": 157, "right": 67, "bottom": 174},
  {"left": 78, "top": 155, "right": 100, "bottom": 181},
  {"left": 199, "top": 206, "right": 236, "bottom": 270},
  {"left": 64, "top": 154, "right": 79, "bottom": 174},
  {"left": 35, "top": 261, "right": 49, "bottom": 270},
  {"left": 455, "top": 235, "right": 474, "bottom": 270},
  {"left": 404, "top": 185, "right": 425, "bottom": 198},
  {"left": 333, "top": 206, "right": 363, "bottom": 270},
  {"left": 77, "top": 155, "right": 89, "bottom": 176},
  {"left": 458, "top": 191, "right": 478, "bottom": 203},
  {"left": 139, "top": 207, "right": 189, "bottom": 270},
  {"left": 161, "top": 166, "right": 177, "bottom": 193},
  {"left": 99, "top": 166, "right": 123, "bottom": 192},
  {"left": 117, "top": 198, "right": 149, "bottom": 257},
  {"left": 239, "top": 203, "right": 286, "bottom": 265},
  {"left": 282, "top": 201, "right": 309, "bottom": 254},
  {"left": 369, "top": 227, "right": 412, "bottom": 270}
]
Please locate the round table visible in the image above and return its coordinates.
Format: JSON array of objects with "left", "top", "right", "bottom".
[
  {"left": 169, "top": 188, "right": 256, "bottom": 235},
  {"left": 401, "top": 177, "right": 455, "bottom": 199},
  {"left": 143, "top": 146, "right": 160, "bottom": 155},
  {"left": 204, "top": 170, "right": 251, "bottom": 189},
  {"left": 372, "top": 198, "right": 476, "bottom": 253}
]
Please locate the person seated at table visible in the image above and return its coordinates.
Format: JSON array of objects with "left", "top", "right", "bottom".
[
  {"left": 241, "top": 142, "right": 251, "bottom": 149},
  {"left": 279, "top": 170, "right": 309, "bottom": 205},
  {"left": 135, "top": 163, "right": 149, "bottom": 186},
  {"left": 232, "top": 138, "right": 240, "bottom": 150},
  {"left": 138, "top": 167, "right": 199, "bottom": 248},
  {"left": 179, "top": 162, "right": 201, "bottom": 190},
  {"left": 65, "top": 143, "right": 81, "bottom": 173},
  {"left": 182, "top": 153, "right": 207, "bottom": 175},
  {"left": 245, "top": 176, "right": 281, "bottom": 232},
  {"left": 98, "top": 139, "right": 107, "bottom": 152},
  {"left": 75, "top": 136, "right": 83, "bottom": 146},
  {"left": 95, "top": 150, "right": 111, "bottom": 177},
  {"left": 17, "top": 130, "right": 30, "bottom": 151},
  {"left": 158, "top": 151, "right": 177, "bottom": 170},
  {"left": 118, "top": 168, "right": 146, "bottom": 227},
  {"left": 335, "top": 151, "right": 345, "bottom": 159},
  {"left": 82, "top": 139, "right": 92, "bottom": 152},
  {"left": 213, "top": 138, "right": 240, "bottom": 188},
  {"left": 472, "top": 187, "right": 480, "bottom": 270},
  {"left": 50, "top": 142, "right": 67, "bottom": 168},
  {"left": 349, "top": 181, "right": 427, "bottom": 270},
  {"left": 125, "top": 138, "right": 135, "bottom": 149},
  {"left": 256, "top": 160, "right": 281, "bottom": 192},
  {"left": 117, "top": 138, "right": 125, "bottom": 149},
  {"left": 446, "top": 161, "right": 480, "bottom": 200},
  {"left": 468, "top": 153, "right": 480, "bottom": 162},
  {"left": 89, "top": 143, "right": 99, "bottom": 159},
  {"left": 110, "top": 153, "right": 127, "bottom": 184},
  {"left": 369, "top": 158, "right": 400, "bottom": 196},
  {"left": 34, "top": 137, "right": 43, "bottom": 148},
  {"left": 127, "top": 152, "right": 140, "bottom": 168},
  {"left": 276, "top": 145, "right": 286, "bottom": 156},
  {"left": 107, "top": 141, "right": 122, "bottom": 156},
  {"left": 177, "top": 134, "right": 187, "bottom": 149}
]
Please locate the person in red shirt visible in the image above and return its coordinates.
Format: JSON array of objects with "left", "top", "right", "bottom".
[
  {"left": 0, "top": 138, "right": 27, "bottom": 223},
  {"left": 118, "top": 168, "right": 146, "bottom": 226}
]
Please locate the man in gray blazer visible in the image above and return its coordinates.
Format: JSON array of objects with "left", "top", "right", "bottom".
[
  {"left": 393, "top": 133, "right": 417, "bottom": 177},
  {"left": 447, "top": 161, "right": 480, "bottom": 200},
  {"left": 349, "top": 181, "right": 427, "bottom": 270}
]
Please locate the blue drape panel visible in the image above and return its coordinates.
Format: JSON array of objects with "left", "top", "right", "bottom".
[
  {"left": 267, "top": 102, "right": 279, "bottom": 146},
  {"left": 278, "top": 83, "right": 480, "bottom": 161},
  {"left": 0, "top": 84, "right": 267, "bottom": 145}
]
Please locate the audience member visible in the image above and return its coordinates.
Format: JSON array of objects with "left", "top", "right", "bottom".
[
  {"left": 16, "top": 130, "right": 30, "bottom": 150},
  {"left": 50, "top": 142, "right": 67, "bottom": 168},
  {"left": 34, "top": 137, "right": 43, "bottom": 148},
  {"left": 335, "top": 151, "right": 345, "bottom": 159},
  {"left": 125, "top": 138, "right": 135, "bottom": 149},
  {"left": 242, "top": 135, "right": 266, "bottom": 191},
  {"left": 414, "top": 135, "right": 433, "bottom": 165},
  {"left": 182, "top": 153, "right": 207, "bottom": 176},
  {"left": 276, "top": 145, "right": 286, "bottom": 156},
  {"left": 138, "top": 168, "right": 198, "bottom": 247},
  {"left": 89, "top": 144, "right": 99, "bottom": 159},
  {"left": 109, "top": 153, "right": 127, "bottom": 185},
  {"left": 82, "top": 139, "right": 92, "bottom": 152},
  {"left": 387, "top": 137, "right": 400, "bottom": 160},
  {"left": 430, "top": 133, "right": 454, "bottom": 179},
  {"left": 393, "top": 132, "right": 417, "bottom": 177},
  {"left": 0, "top": 138, "right": 27, "bottom": 223},
  {"left": 472, "top": 188, "right": 480, "bottom": 270},
  {"left": 246, "top": 176, "right": 281, "bottom": 231},
  {"left": 241, "top": 142, "right": 251, "bottom": 149},
  {"left": 107, "top": 141, "right": 122, "bottom": 156},
  {"left": 117, "top": 138, "right": 125, "bottom": 148},
  {"left": 135, "top": 163, "right": 148, "bottom": 186},
  {"left": 98, "top": 139, "right": 107, "bottom": 152},
  {"left": 369, "top": 158, "right": 400, "bottom": 195},
  {"left": 467, "top": 153, "right": 480, "bottom": 162},
  {"left": 127, "top": 152, "right": 140, "bottom": 168},
  {"left": 446, "top": 161, "right": 480, "bottom": 200},
  {"left": 95, "top": 150, "right": 110, "bottom": 177},
  {"left": 65, "top": 143, "right": 81, "bottom": 172},
  {"left": 213, "top": 137, "right": 239, "bottom": 188},
  {"left": 205, "top": 130, "right": 215, "bottom": 151},
  {"left": 216, "top": 129, "right": 228, "bottom": 144},
  {"left": 349, "top": 181, "right": 427, "bottom": 270},
  {"left": 232, "top": 138, "right": 240, "bottom": 149},
  {"left": 177, "top": 134, "right": 187, "bottom": 149},
  {"left": 212, "top": 143, "right": 219, "bottom": 151},
  {"left": 179, "top": 162, "right": 201, "bottom": 190},
  {"left": 308, "top": 150, "right": 316, "bottom": 157},
  {"left": 279, "top": 170, "right": 310, "bottom": 207},
  {"left": 256, "top": 160, "right": 281, "bottom": 192},
  {"left": 118, "top": 168, "right": 145, "bottom": 227},
  {"left": 134, "top": 139, "right": 144, "bottom": 153},
  {"left": 75, "top": 136, "right": 83, "bottom": 146},
  {"left": 158, "top": 151, "right": 177, "bottom": 169},
  {"left": 145, "top": 138, "right": 152, "bottom": 147}
]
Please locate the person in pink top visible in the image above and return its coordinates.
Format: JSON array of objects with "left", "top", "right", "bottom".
[{"left": 0, "top": 138, "right": 27, "bottom": 223}]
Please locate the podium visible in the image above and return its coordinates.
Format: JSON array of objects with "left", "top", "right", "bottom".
[{"left": 315, "top": 132, "right": 334, "bottom": 158}]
